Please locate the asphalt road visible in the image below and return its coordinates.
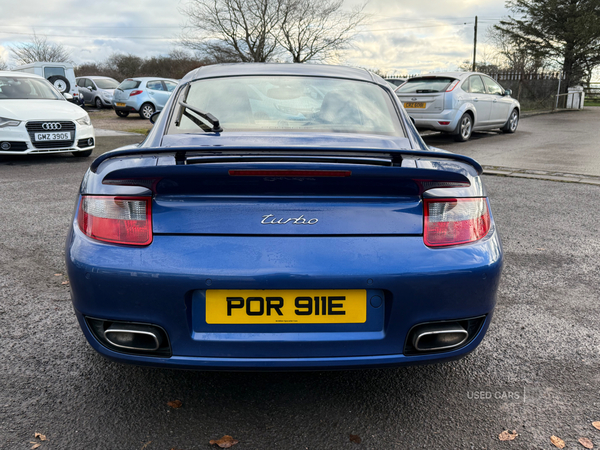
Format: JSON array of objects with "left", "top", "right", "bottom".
[
  {"left": 1, "top": 128, "right": 599, "bottom": 450},
  {"left": 422, "top": 107, "right": 600, "bottom": 177}
]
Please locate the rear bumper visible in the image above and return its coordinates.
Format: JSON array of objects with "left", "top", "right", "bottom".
[
  {"left": 74, "top": 310, "right": 494, "bottom": 370},
  {"left": 409, "top": 109, "right": 461, "bottom": 132},
  {"left": 112, "top": 96, "right": 146, "bottom": 113},
  {"left": 66, "top": 226, "right": 503, "bottom": 370}
]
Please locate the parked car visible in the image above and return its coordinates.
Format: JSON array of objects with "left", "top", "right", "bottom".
[
  {"left": 395, "top": 72, "right": 520, "bottom": 141},
  {"left": 384, "top": 77, "right": 406, "bottom": 87},
  {"left": 112, "top": 77, "right": 178, "bottom": 119},
  {"left": 12, "top": 61, "right": 81, "bottom": 105},
  {"left": 0, "top": 71, "right": 95, "bottom": 157},
  {"left": 66, "top": 63, "right": 503, "bottom": 371},
  {"left": 76, "top": 76, "right": 119, "bottom": 109}
]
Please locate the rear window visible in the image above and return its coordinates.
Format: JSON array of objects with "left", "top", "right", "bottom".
[
  {"left": 43, "top": 67, "right": 66, "bottom": 79},
  {"left": 117, "top": 79, "right": 141, "bottom": 90},
  {"left": 396, "top": 77, "right": 455, "bottom": 93},
  {"left": 171, "top": 75, "right": 405, "bottom": 137}
]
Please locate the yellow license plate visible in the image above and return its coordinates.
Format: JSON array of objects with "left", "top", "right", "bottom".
[
  {"left": 116, "top": 102, "right": 126, "bottom": 107},
  {"left": 206, "top": 289, "right": 367, "bottom": 324},
  {"left": 404, "top": 102, "right": 426, "bottom": 108}
]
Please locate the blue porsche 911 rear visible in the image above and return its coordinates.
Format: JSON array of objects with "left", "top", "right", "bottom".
[{"left": 66, "top": 64, "right": 502, "bottom": 370}]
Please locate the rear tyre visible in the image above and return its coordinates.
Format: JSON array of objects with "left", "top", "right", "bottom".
[
  {"left": 72, "top": 150, "right": 93, "bottom": 157},
  {"left": 139, "top": 103, "right": 155, "bottom": 119},
  {"left": 94, "top": 97, "right": 103, "bottom": 109},
  {"left": 454, "top": 113, "right": 473, "bottom": 142},
  {"left": 47, "top": 75, "right": 70, "bottom": 94},
  {"left": 502, "top": 109, "right": 519, "bottom": 133},
  {"left": 115, "top": 110, "right": 129, "bottom": 117}
]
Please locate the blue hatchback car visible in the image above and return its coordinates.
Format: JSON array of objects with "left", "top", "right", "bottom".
[{"left": 66, "top": 63, "right": 503, "bottom": 370}]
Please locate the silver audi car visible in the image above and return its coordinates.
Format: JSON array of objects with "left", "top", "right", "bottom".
[{"left": 395, "top": 72, "right": 520, "bottom": 142}]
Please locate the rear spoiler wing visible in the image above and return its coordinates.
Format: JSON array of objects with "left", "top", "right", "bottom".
[{"left": 90, "top": 146, "right": 483, "bottom": 175}]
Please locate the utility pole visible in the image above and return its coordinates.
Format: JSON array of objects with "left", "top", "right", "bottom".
[{"left": 472, "top": 16, "right": 478, "bottom": 71}]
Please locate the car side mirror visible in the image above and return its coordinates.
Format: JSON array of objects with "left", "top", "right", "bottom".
[
  {"left": 149, "top": 111, "right": 161, "bottom": 124},
  {"left": 504, "top": 89, "right": 512, "bottom": 96}
]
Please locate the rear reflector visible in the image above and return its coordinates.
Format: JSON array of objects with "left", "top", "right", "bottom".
[
  {"left": 424, "top": 198, "right": 491, "bottom": 247},
  {"left": 78, "top": 196, "right": 152, "bottom": 246},
  {"left": 228, "top": 170, "right": 351, "bottom": 177},
  {"left": 438, "top": 121, "right": 451, "bottom": 125}
]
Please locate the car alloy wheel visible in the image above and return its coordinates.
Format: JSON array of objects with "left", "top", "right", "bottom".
[
  {"left": 95, "top": 97, "right": 103, "bottom": 109},
  {"left": 509, "top": 110, "right": 518, "bottom": 132},
  {"left": 454, "top": 113, "right": 473, "bottom": 142},
  {"left": 502, "top": 109, "right": 519, "bottom": 134},
  {"left": 140, "top": 104, "right": 155, "bottom": 119}
]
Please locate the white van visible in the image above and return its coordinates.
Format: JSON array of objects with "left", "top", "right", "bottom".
[{"left": 12, "top": 62, "right": 80, "bottom": 103}]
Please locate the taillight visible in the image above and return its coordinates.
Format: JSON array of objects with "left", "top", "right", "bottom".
[
  {"left": 424, "top": 198, "right": 491, "bottom": 247},
  {"left": 446, "top": 80, "right": 460, "bottom": 92},
  {"left": 78, "top": 196, "right": 152, "bottom": 246},
  {"left": 129, "top": 90, "right": 143, "bottom": 97}
]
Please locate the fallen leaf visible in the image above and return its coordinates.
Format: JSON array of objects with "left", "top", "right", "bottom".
[
  {"left": 499, "top": 430, "right": 518, "bottom": 441},
  {"left": 54, "top": 273, "right": 62, "bottom": 277},
  {"left": 167, "top": 400, "right": 182, "bottom": 409},
  {"left": 61, "top": 280, "right": 69, "bottom": 285},
  {"left": 34, "top": 433, "right": 47, "bottom": 441},
  {"left": 551, "top": 435, "right": 566, "bottom": 448},
  {"left": 140, "top": 441, "right": 151, "bottom": 449},
  {"left": 579, "top": 437, "right": 594, "bottom": 449},
  {"left": 349, "top": 434, "right": 361, "bottom": 444},
  {"left": 31, "top": 444, "right": 41, "bottom": 450},
  {"left": 593, "top": 422, "right": 600, "bottom": 431},
  {"left": 209, "top": 435, "right": 239, "bottom": 448}
]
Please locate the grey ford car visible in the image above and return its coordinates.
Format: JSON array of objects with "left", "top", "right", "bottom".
[
  {"left": 112, "top": 77, "right": 178, "bottom": 119},
  {"left": 395, "top": 72, "right": 520, "bottom": 141}
]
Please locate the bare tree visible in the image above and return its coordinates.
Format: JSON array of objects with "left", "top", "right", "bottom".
[
  {"left": 10, "top": 33, "right": 71, "bottom": 65},
  {"left": 0, "top": 57, "right": 8, "bottom": 70},
  {"left": 180, "top": 0, "right": 284, "bottom": 62},
  {"left": 487, "top": 27, "right": 549, "bottom": 74},
  {"left": 278, "top": 0, "right": 367, "bottom": 63},
  {"left": 179, "top": 0, "right": 366, "bottom": 63}
]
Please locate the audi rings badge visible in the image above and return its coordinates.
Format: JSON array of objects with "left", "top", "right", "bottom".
[{"left": 42, "top": 122, "right": 62, "bottom": 131}]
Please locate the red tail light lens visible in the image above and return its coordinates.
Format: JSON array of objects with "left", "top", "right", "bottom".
[
  {"left": 78, "top": 196, "right": 152, "bottom": 246},
  {"left": 424, "top": 198, "right": 491, "bottom": 247},
  {"left": 129, "top": 90, "right": 143, "bottom": 97}
]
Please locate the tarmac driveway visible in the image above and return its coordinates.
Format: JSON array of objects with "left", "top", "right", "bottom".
[{"left": 421, "top": 108, "right": 600, "bottom": 178}]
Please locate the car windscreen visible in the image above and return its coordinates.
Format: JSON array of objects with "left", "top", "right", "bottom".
[
  {"left": 0, "top": 77, "right": 62, "bottom": 100},
  {"left": 173, "top": 76, "right": 404, "bottom": 136},
  {"left": 396, "top": 77, "right": 455, "bottom": 93},
  {"left": 117, "top": 79, "right": 141, "bottom": 91},
  {"left": 95, "top": 78, "right": 119, "bottom": 89}
]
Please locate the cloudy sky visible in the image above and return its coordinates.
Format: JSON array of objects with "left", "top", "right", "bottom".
[{"left": 0, "top": 0, "right": 510, "bottom": 75}]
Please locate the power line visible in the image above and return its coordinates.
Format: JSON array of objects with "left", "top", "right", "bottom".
[
  {"left": 0, "top": 25, "right": 181, "bottom": 29},
  {"left": 0, "top": 31, "right": 178, "bottom": 40}
]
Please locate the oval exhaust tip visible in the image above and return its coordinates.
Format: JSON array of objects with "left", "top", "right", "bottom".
[
  {"left": 105, "top": 324, "right": 163, "bottom": 352},
  {"left": 412, "top": 323, "right": 468, "bottom": 352}
]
